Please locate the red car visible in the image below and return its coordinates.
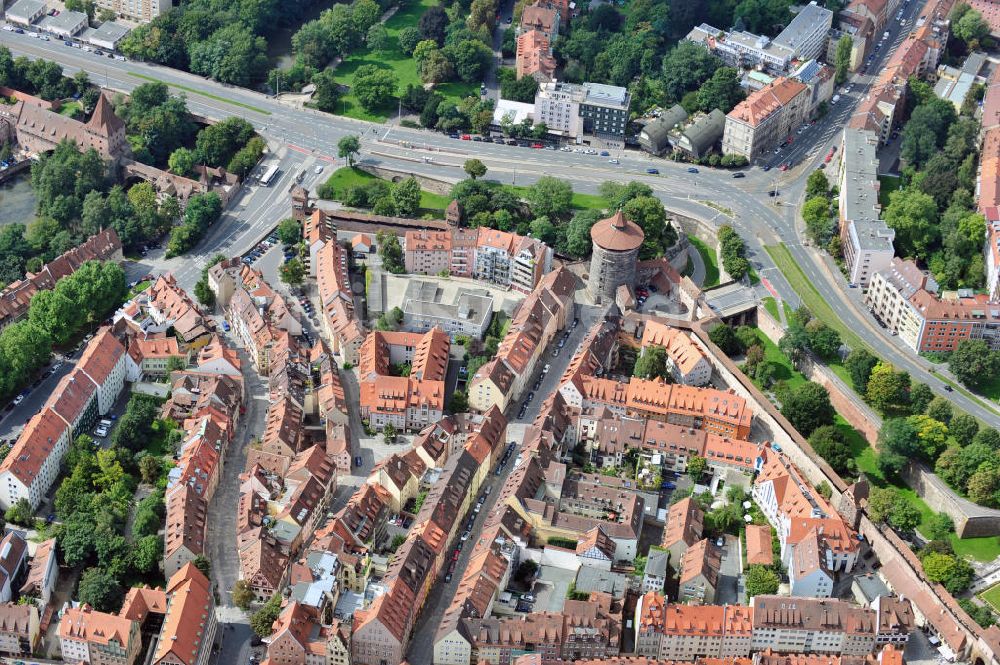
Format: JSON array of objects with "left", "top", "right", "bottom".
[
  {"left": 531, "top": 143, "right": 543, "bottom": 149},
  {"left": 452, "top": 551, "right": 460, "bottom": 561},
  {"left": 461, "top": 134, "right": 471, "bottom": 140}
]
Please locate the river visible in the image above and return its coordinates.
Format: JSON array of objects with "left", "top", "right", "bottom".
[{"left": 0, "top": 174, "right": 36, "bottom": 228}]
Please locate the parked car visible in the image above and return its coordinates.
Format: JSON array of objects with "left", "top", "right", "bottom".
[
  {"left": 646, "top": 168, "right": 659, "bottom": 174},
  {"left": 687, "top": 167, "right": 699, "bottom": 173},
  {"left": 354, "top": 456, "right": 363, "bottom": 467},
  {"left": 12, "top": 395, "right": 24, "bottom": 406},
  {"left": 732, "top": 172, "right": 746, "bottom": 178}
]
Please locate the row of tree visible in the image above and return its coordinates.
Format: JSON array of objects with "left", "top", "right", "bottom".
[
  {"left": 166, "top": 193, "right": 224, "bottom": 257},
  {"left": 0, "top": 260, "right": 125, "bottom": 402}
]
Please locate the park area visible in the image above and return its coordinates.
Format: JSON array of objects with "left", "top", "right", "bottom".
[
  {"left": 749, "top": 330, "right": 1000, "bottom": 561},
  {"left": 332, "top": 0, "right": 478, "bottom": 121}
]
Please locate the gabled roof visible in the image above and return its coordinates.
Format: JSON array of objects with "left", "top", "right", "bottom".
[{"left": 153, "top": 564, "right": 214, "bottom": 665}]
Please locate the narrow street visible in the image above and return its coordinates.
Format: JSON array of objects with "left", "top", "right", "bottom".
[{"left": 206, "top": 343, "right": 268, "bottom": 665}]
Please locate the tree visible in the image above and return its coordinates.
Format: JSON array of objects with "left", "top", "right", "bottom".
[
  {"left": 921, "top": 551, "right": 975, "bottom": 593},
  {"left": 974, "top": 427, "right": 1000, "bottom": 449},
  {"left": 168, "top": 147, "right": 196, "bottom": 177},
  {"left": 139, "top": 455, "right": 161, "bottom": 484},
  {"left": 190, "top": 555, "right": 210, "bottom": 579},
  {"left": 565, "top": 210, "right": 603, "bottom": 258},
  {"left": 398, "top": 27, "right": 422, "bottom": 55},
  {"left": 660, "top": 41, "right": 722, "bottom": 102},
  {"left": 188, "top": 24, "right": 269, "bottom": 87},
  {"left": 959, "top": 599, "right": 996, "bottom": 628},
  {"left": 877, "top": 417, "right": 919, "bottom": 476},
  {"left": 77, "top": 568, "right": 123, "bottom": 612},
  {"left": 4, "top": 498, "right": 32, "bottom": 526},
  {"left": 277, "top": 218, "right": 302, "bottom": 246},
  {"left": 418, "top": 5, "right": 449, "bottom": 44},
  {"left": 527, "top": 177, "right": 573, "bottom": 218},
  {"left": 634, "top": 346, "right": 669, "bottom": 380},
  {"left": 383, "top": 423, "right": 397, "bottom": 445},
  {"left": 882, "top": 188, "right": 939, "bottom": 259},
  {"left": 464, "top": 159, "right": 487, "bottom": 180},
  {"left": 392, "top": 177, "right": 422, "bottom": 217},
  {"left": 352, "top": 65, "right": 397, "bottom": 112},
  {"left": 600, "top": 181, "right": 653, "bottom": 210},
  {"left": 926, "top": 396, "right": 954, "bottom": 424},
  {"left": 338, "top": 135, "right": 361, "bottom": 167},
  {"left": 280, "top": 258, "right": 305, "bottom": 287},
  {"left": 250, "top": 593, "right": 283, "bottom": 636},
  {"left": 909, "top": 383, "right": 934, "bottom": 415},
  {"left": 926, "top": 513, "right": 955, "bottom": 540},
  {"left": 967, "top": 465, "right": 1000, "bottom": 507},
  {"left": 709, "top": 324, "right": 743, "bottom": 356},
  {"left": 806, "top": 170, "right": 830, "bottom": 199},
  {"left": 449, "top": 389, "right": 469, "bottom": 413},
  {"left": 312, "top": 69, "right": 342, "bottom": 113},
  {"left": 802, "top": 196, "right": 834, "bottom": 245},
  {"left": 744, "top": 565, "right": 780, "bottom": 600},
  {"left": 780, "top": 382, "right": 835, "bottom": 437},
  {"left": 950, "top": 413, "right": 979, "bottom": 446},
  {"left": 687, "top": 455, "right": 707, "bottom": 480},
  {"left": 232, "top": 580, "right": 255, "bottom": 610},
  {"left": 805, "top": 321, "right": 841, "bottom": 360},
  {"left": 835, "top": 35, "right": 853, "bottom": 84},
  {"left": 867, "top": 486, "right": 903, "bottom": 524},
  {"left": 194, "top": 277, "right": 216, "bottom": 309},
  {"left": 448, "top": 39, "right": 494, "bottom": 83},
  {"left": 131, "top": 535, "right": 163, "bottom": 574},
  {"left": 949, "top": 339, "right": 1000, "bottom": 389},
  {"left": 624, "top": 196, "right": 670, "bottom": 259},
  {"left": 377, "top": 231, "right": 405, "bottom": 274},
  {"left": 952, "top": 5, "right": 989, "bottom": 47},
  {"left": 696, "top": 67, "right": 745, "bottom": 113},
  {"left": 366, "top": 24, "right": 389, "bottom": 54},
  {"left": 808, "top": 425, "right": 852, "bottom": 474},
  {"left": 866, "top": 362, "right": 911, "bottom": 414}
]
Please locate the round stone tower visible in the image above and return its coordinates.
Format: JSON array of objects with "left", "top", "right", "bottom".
[{"left": 587, "top": 210, "right": 644, "bottom": 303}]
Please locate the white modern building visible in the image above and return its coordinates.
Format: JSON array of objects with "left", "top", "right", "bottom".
[
  {"left": 401, "top": 280, "right": 494, "bottom": 340},
  {"left": 773, "top": 2, "right": 834, "bottom": 61},
  {"left": 839, "top": 128, "right": 896, "bottom": 287}
]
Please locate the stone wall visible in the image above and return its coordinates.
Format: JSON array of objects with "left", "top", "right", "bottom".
[
  {"left": 692, "top": 317, "right": 983, "bottom": 658},
  {"left": 359, "top": 164, "right": 454, "bottom": 195},
  {"left": 901, "top": 462, "right": 1000, "bottom": 538}
]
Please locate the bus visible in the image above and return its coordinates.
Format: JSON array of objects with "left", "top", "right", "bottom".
[{"left": 260, "top": 164, "right": 279, "bottom": 186}]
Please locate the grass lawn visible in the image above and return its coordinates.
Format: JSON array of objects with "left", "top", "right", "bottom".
[
  {"left": 764, "top": 243, "right": 867, "bottom": 353},
  {"left": 688, "top": 236, "right": 720, "bottom": 288},
  {"left": 762, "top": 296, "right": 779, "bottom": 320},
  {"left": 981, "top": 583, "right": 1000, "bottom": 612},
  {"left": 505, "top": 185, "right": 608, "bottom": 211},
  {"left": 319, "top": 166, "right": 378, "bottom": 199},
  {"left": 330, "top": 0, "right": 478, "bottom": 121},
  {"left": 58, "top": 100, "right": 82, "bottom": 117},
  {"left": 128, "top": 280, "right": 151, "bottom": 299},
  {"left": 318, "top": 166, "right": 449, "bottom": 217},
  {"left": 878, "top": 174, "right": 902, "bottom": 207},
  {"left": 129, "top": 73, "right": 270, "bottom": 115}
]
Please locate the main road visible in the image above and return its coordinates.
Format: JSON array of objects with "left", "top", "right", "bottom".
[{"left": 2, "top": 5, "right": 996, "bottom": 428}]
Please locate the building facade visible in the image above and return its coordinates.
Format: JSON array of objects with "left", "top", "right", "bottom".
[{"left": 722, "top": 77, "right": 809, "bottom": 160}]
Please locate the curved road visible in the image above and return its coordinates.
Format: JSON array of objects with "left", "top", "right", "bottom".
[{"left": 1, "top": 11, "right": 995, "bottom": 424}]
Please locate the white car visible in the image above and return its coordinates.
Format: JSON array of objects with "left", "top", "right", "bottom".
[
  {"left": 608, "top": 158, "right": 619, "bottom": 164},
  {"left": 12, "top": 395, "right": 24, "bottom": 406},
  {"left": 2, "top": 25, "right": 13, "bottom": 32},
  {"left": 314, "top": 165, "right": 323, "bottom": 174}
]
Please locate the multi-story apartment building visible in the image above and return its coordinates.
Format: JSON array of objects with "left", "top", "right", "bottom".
[
  {"left": 640, "top": 320, "right": 712, "bottom": 386},
  {"left": 753, "top": 447, "right": 859, "bottom": 576},
  {"left": 866, "top": 257, "right": 1000, "bottom": 352},
  {"left": 750, "top": 595, "right": 879, "bottom": 656},
  {"left": 358, "top": 328, "right": 450, "bottom": 431},
  {"left": 839, "top": 128, "right": 895, "bottom": 287},
  {"left": 59, "top": 605, "right": 142, "bottom": 665},
  {"left": 722, "top": 77, "right": 809, "bottom": 160},
  {"left": 0, "top": 603, "right": 38, "bottom": 656},
  {"left": 94, "top": 0, "right": 171, "bottom": 23},
  {"left": 686, "top": 3, "right": 830, "bottom": 73},
  {"left": 634, "top": 594, "right": 753, "bottom": 661},
  {"left": 686, "top": 24, "right": 795, "bottom": 72},
  {"left": 401, "top": 280, "right": 494, "bottom": 340},
  {"left": 404, "top": 228, "right": 552, "bottom": 294},
  {"left": 152, "top": 563, "right": 218, "bottom": 665},
  {"left": 533, "top": 81, "right": 631, "bottom": 140},
  {"left": 773, "top": 2, "right": 834, "bottom": 60},
  {"left": 0, "top": 329, "right": 125, "bottom": 511},
  {"left": 865, "top": 258, "right": 930, "bottom": 351}
]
